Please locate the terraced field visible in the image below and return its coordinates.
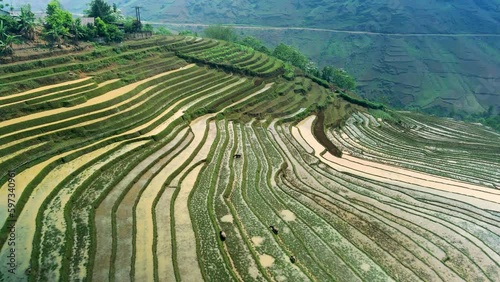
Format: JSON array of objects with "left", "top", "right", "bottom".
[{"left": 0, "top": 36, "right": 499, "bottom": 281}]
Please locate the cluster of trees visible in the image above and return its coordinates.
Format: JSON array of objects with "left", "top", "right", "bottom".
[
  {"left": 0, "top": 0, "right": 37, "bottom": 54},
  {"left": 0, "top": 0, "right": 161, "bottom": 55},
  {"left": 202, "top": 25, "right": 356, "bottom": 90}
]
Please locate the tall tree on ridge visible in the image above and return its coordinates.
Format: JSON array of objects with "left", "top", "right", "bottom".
[{"left": 86, "top": 0, "right": 115, "bottom": 24}]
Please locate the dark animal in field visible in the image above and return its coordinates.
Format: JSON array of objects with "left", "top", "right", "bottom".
[
  {"left": 269, "top": 225, "right": 278, "bottom": 235},
  {"left": 219, "top": 231, "right": 226, "bottom": 241},
  {"left": 290, "top": 255, "right": 296, "bottom": 263},
  {"left": 234, "top": 154, "right": 242, "bottom": 158}
]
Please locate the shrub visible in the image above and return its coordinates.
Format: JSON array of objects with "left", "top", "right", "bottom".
[{"left": 204, "top": 25, "right": 238, "bottom": 42}]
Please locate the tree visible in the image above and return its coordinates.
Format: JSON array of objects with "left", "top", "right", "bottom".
[
  {"left": 106, "top": 23, "right": 123, "bottom": 42},
  {"left": 240, "top": 36, "right": 269, "bottom": 54},
  {"left": 322, "top": 67, "right": 356, "bottom": 90},
  {"left": 204, "top": 25, "right": 237, "bottom": 42},
  {"left": 178, "top": 30, "right": 197, "bottom": 36},
  {"left": 45, "top": 24, "right": 69, "bottom": 47},
  {"left": 0, "top": 20, "right": 6, "bottom": 41},
  {"left": 94, "top": 17, "right": 108, "bottom": 38},
  {"left": 272, "top": 43, "right": 308, "bottom": 70},
  {"left": 0, "top": 6, "right": 16, "bottom": 34},
  {"left": 155, "top": 27, "right": 172, "bottom": 35},
  {"left": 44, "top": 0, "right": 72, "bottom": 47},
  {"left": 16, "top": 5, "right": 37, "bottom": 40},
  {"left": 70, "top": 18, "right": 85, "bottom": 45},
  {"left": 143, "top": 23, "right": 153, "bottom": 32},
  {"left": 304, "top": 61, "right": 320, "bottom": 77},
  {"left": 123, "top": 17, "right": 141, "bottom": 33},
  {"left": 0, "top": 32, "right": 18, "bottom": 55},
  {"left": 86, "top": 0, "right": 115, "bottom": 24}
]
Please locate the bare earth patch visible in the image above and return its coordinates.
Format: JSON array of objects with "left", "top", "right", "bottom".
[
  {"left": 260, "top": 254, "right": 275, "bottom": 267},
  {"left": 221, "top": 214, "right": 234, "bottom": 223},
  {"left": 279, "top": 210, "right": 296, "bottom": 222},
  {"left": 251, "top": 236, "right": 265, "bottom": 247}
]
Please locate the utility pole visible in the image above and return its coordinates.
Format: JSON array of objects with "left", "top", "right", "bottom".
[{"left": 134, "top": 6, "right": 142, "bottom": 23}]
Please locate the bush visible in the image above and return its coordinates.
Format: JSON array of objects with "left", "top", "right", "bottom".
[
  {"left": 239, "top": 36, "right": 270, "bottom": 54},
  {"left": 321, "top": 66, "right": 355, "bottom": 90},
  {"left": 204, "top": 25, "right": 238, "bottom": 42},
  {"left": 106, "top": 24, "right": 123, "bottom": 43},
  {"left": 272, "top": 43, "right": 308, "bottom": 70},
  {"left": 155, "top": 27, "right": 172, "bottom": 35}
]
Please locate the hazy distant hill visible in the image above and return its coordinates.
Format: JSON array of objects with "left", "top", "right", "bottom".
[{"left": 12, "top": 0, "right": 500, "bottom": 115}]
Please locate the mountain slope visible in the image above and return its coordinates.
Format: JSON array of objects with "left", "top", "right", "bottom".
[
  {"left": 11, "top": 0, "right": 500, "bottom": 115},
  {"left": 0, "top": 36, "right": 499, "bottom": 281}
]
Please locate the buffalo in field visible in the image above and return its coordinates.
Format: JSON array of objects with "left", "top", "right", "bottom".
[
  {"left": 219, "top": 231, "right": 226, "bottom": 241},
  {"left": 269, "top": 225, "right": 278, "bottom": 235}
]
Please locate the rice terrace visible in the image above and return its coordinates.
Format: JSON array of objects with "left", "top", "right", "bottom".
[{"left": 0, "top": 34, "right": 499, "bottom": 282}]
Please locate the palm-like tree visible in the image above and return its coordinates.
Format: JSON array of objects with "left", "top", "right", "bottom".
[
  {"left": 45, "top": 25, "right": 69, "bottom": 48},
  {"left": 16, "top": 4, "right": 37, "bottom": 40},
  {"left": 70, "top": 19, "right": 84, "bottom": 46},
  {"left": 0, "top": 20, "right": 7, "bottom": 41},
  {"left": 0, "top": 33, "right": 19, "bottom": 55}
]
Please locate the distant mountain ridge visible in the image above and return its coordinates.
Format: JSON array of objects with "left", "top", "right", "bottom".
[{"left": 12, "top": 0, "right": 500, "bottom": 34}]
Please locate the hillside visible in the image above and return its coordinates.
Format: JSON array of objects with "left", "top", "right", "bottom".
[
  {"left": 12, "top": 0, "right": 500, "bottom": 116},
  {"left": 153, "top": 0, "right": 500, "bottom": 116},
  {"left": 16, "top": 0, "right": 500, "bottom": 34},
  {"left": 0, "top": 36, "right": 499, "bottom": 281}
]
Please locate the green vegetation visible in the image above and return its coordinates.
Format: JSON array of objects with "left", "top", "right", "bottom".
[
  {"left": 203, "top": 25, "right": 238, "bottom": 42},
  {"left": 320, "top": 66, "right": 355, "bottom": 90},
  {"left": 85, "top": 0, "right": 115, "bottom": 24},
  {"left": 272, "top": 43, "right": 308, "bottom": 70},
  {"left": 11, "top": 0, "right": 500, "bottom": 118},
  {"left": 0, "top": 32, "right": 498, "bottom": 282},
  {"left": 0, "top": 0, "right": 173, "bottom": 56},
  {"left": 200, "top": 25, "right": 358, "bottom": 92}
]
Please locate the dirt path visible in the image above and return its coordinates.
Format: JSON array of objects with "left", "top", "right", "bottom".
[
  {"left": 0, "top": 142, "right": 120, "bottom": 279},
  {"left": 174, "top": 165, "right": 204, "bottom": 282},
  {"left": 296, "top": 115, "right": 500, "bottom": 211},
  {"left": 155, "top": 189, "right": 176, "bottom": 282},
  {"left": 158, "top": 22, "right": 500, "bottom": 37},
  {"left": 0, "top": 77, "right": 92, "bottom": 100}
]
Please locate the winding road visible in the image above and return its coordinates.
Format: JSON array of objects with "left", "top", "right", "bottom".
[{"left": 150, "top": 22, "right": 500, "bottom": 37}]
